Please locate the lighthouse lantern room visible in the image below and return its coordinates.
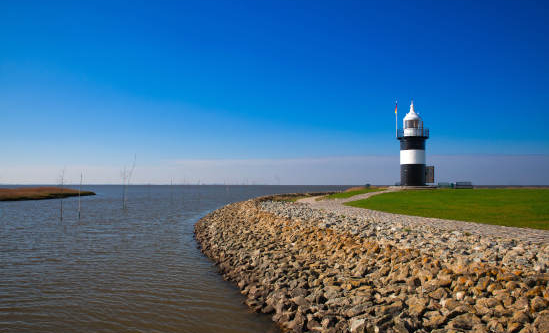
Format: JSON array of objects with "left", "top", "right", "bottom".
[{"left": 397, "top": 101, "right": 430, "bottom": 186}]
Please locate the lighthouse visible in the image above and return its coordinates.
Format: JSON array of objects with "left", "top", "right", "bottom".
[{"left": 397, "top": 101, "right": 430, "bottom": 186}]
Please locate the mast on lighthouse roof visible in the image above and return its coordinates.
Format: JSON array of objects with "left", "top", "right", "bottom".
[{"left": 397, "top": 100, "right": 430, "bottom": 186}]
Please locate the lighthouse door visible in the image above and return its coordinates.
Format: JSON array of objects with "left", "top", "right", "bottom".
[{"left": 425, "top": 166, "right": 435, "bottom": 184}]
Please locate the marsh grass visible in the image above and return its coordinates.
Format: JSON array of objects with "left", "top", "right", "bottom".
[{"left": 0, "top": 187, "right": 95, "bottom": 201}]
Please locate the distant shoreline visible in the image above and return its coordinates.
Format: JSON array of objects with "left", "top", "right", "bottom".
[
  {"left": 1, "top": 184, "right": 548, "bottom": 187},
  {"left": 0, "top": 187, "right": 96, "bottom": 201}
]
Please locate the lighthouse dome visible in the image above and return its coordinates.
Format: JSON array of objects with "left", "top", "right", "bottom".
[
  {"left": 402, "top": 100, "right": 427, "bottom": 137},
  {"left": 403, "top": 101, "right": 423, "bottom": 129},
  {"left": 403, "top": 109, "right": 421, "bottom": 121}
]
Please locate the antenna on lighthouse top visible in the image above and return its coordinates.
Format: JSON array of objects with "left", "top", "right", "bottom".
[{"left": 410, "top": 99, "right": 415, "bottom": 113}]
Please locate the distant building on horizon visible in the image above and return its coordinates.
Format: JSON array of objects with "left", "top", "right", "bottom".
[{"left": 396, "top": 101, "right": 433, "bottom": 186}]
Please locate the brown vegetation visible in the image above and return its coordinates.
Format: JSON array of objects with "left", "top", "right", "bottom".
[
  {"left": 270, "top": 192, "right": 337, "bottom": 202},
  {"left": 0, "top": 187, "right": 95, "bottom": 201},
  {"left": 344, "top": 186, "right": 384, "bottom": 192}
]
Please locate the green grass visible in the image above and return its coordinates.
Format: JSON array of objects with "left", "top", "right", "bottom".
[
  {"left": 322, "top": 188, "right": 383, "bottom": 200},
  {"left": 345, "top": 189, "right": 549, "bottom": 230}
]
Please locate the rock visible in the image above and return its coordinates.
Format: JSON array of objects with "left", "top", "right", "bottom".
[
  {"left": 531, "top": 296, "right": 548, "bottom": 312},
  {"left": 335, "top": 320, "right": 349, "bottom": 332},
  {"left": 507, "top": 322, "right": 523, "bottom": 333},
  {"left": 518, "top": 325, "right": 534, "bottom": 333},
  {"left": 474, "top": 303, "right": 494, "bottom": 316},
  {"left": 287, "top": 319, "right": 304, "bottom": 333},
  {"left": 407, "top": 296, "right": 428, "bottom": 317},
  {"left": 307, "top": 318, "right": 321, "bottom": 330},
  {"left": 345, "top": 303, "right": 371, "bottom": 317},
  {"left": 429, "top": 287, "right": 448, "bottom": 300},
  {"left": 326, "top": 297, "right": 348, "bottom": 306},
  {"left": 423, "top": 311, "right": 446, "bottom": 329},
  {"left": 377, "top": 300, "right": 403, "bottom": 316},
  {"left": 512, "top": 310, "right": 531, "bottom": 324},
  {"left": 393, "top": 316, "right": 411, "bottom": 333},
  {"left": 446, "top": 313, "right": 481, "bottom": 330},
  {"left": 291, "top": 296, "right": 310, "bottom": 308},
  {"left": 471, "top": 324, "right": 488, "bottom": 333},
  {"left": 435, "top": 277, "right": 453, "bottom": 288},
  {"left": 477, "top": 276, "right": 492, "bottom": 291},
  {"left": 487, "top": 282, "right": 502, "bottom": 293},
  {"left": 486, "top": 318, "right": 505, "bottom": 333},
  {"left": 324, "top": 286, "right": 342, "bottom": 300},
  {"left": 441, "top": 298, "right": 461, "bottom": 311},
  {"left": 349, "top": 318, "right": 366, "bottom": 333},
  {"left": 533, "top": 310, "right": 549, "bottom": 333},
  {"left": 321, "top": 316, "right": 336, "bottom": 328},
  {"left": 261, "top": 304, "right": 274, "bottom": 314},
  {"left": 407, "top": 276, "right": 421, "bottom": 288},
  {"left": 272, "top": 311, "right": 291, "bottom": 325},
  {"left": 446, "top": 305, "right": 471, "bottom": 320}
]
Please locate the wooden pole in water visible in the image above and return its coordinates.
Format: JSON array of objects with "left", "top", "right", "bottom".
[
  {"left": 59, "top": 167, "right": 65, "bottom": 222},
  {"left": 78, "top": 172, "right": 82, "bottom": 220}
]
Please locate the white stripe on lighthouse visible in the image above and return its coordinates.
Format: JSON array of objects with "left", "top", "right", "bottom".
[{"left": 400, "top": 149, "right": 426, "bottom": 165}]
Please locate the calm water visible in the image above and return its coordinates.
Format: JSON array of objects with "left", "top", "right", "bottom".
[{"left": 0, "top": 185, "right": 346, "bottom": 333}]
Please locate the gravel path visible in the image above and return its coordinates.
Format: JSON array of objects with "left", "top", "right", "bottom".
[
  {"left": 297, "top": 189, "right": 549, "bottom": 244},
  {"left": 255, "top": 189, "right": 549, "bottom": 272}
]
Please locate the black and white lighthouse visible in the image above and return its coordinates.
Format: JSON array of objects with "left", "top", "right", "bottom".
[{"left": 397, "top": 101, "right": 429, "bottom": 186}]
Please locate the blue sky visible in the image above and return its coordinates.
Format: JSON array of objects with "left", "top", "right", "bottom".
[{"left": 1, "top": 0, "right": 548, "bottom": 184}]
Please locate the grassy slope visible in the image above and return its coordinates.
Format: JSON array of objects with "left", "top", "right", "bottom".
[
  {"left": 0, "top": 187, "right": 95, "bottom": 201},
  {"left": 323, "top": 188, "right": 383, "bottom": 200},
  {"left": 345, "top": 189, "right": 549, "bottom": 230}
]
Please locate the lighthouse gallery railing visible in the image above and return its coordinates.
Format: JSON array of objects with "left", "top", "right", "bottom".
[{"left": 397, "top": 128, "right": 429, "bottom": 138}]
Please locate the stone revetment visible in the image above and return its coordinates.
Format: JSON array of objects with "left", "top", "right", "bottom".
[{"left": 194, "top": 196, "right": 549, "bottom": 333}]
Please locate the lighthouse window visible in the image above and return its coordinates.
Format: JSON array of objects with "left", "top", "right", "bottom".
[{"left": 405, "top": 120, "right": 419, "bottom": 128}]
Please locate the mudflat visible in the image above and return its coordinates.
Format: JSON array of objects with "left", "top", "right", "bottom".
[{"left": 0, "top": 187, "right": 95, "bottom": 201}]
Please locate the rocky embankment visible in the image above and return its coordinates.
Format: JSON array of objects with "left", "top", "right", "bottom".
[{"left": 194, "top": 197, "right": 549, "bottom": 333}]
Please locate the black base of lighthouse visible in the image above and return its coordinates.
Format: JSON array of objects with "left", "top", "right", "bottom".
[
  {"left": 400, "top": 164, "right": 425, "bottom": 186},
  {"left": 400, "top": 138, "right": 425, "bottom": 150}
]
